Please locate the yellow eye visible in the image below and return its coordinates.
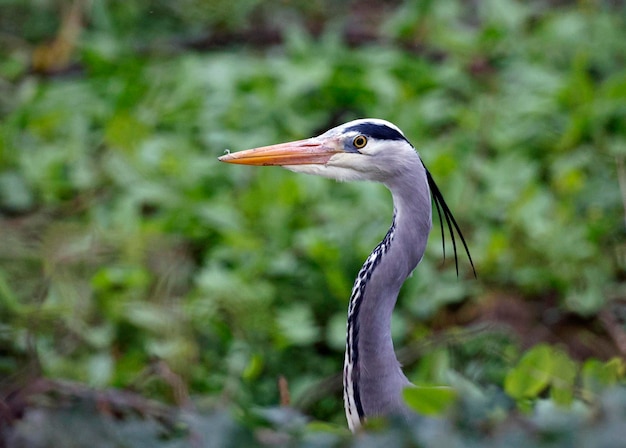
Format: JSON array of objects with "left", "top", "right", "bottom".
[{"left": 353, "top": 135, "right": 368, "bottom": 149}]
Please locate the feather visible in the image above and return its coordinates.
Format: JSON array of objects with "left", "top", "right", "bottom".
[{"left": 425, "top": 168, "right": 476, "bottom": 277}]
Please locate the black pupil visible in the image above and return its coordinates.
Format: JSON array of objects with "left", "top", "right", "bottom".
[{"left": 355, "top": 137, "right": 365, "bottom": 147}]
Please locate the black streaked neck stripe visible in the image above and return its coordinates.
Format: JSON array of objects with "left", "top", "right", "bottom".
[{"left": 344, "top": 212, "right": 397, "bottom": 426}]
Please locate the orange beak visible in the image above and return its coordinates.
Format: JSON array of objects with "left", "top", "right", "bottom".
[{"left": 218, "top": 138, "right": 343, "bottom": 166}]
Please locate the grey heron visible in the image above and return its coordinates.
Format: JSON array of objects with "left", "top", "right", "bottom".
[{"left": 219, "top": 118, "right": 474, "bottom": 431}]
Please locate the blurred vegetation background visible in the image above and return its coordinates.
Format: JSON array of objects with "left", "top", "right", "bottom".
[{"left": 1, "top": 0, "right": 626, "bottom": 446}]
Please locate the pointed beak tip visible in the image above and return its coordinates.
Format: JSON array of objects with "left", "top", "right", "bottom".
[
  {"left": 216, "top": 138, "right": 342, "bottom": 167},
  {"left": 218, "top": 151, "right": 236, "bottom": 163}
]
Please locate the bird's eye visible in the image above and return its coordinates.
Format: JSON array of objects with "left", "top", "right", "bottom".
[{"left": 353, "top": 135, "right": 368, "bottom": 149}]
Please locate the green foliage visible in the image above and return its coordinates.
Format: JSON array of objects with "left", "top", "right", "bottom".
[
  {"left": 505, "top": 345, "right": 626, "bottom": 413},
  {"left": 505, "top": 344, "right": 574, "bottom": 408},
  {"left": 582, "top": 357, "right": 626, "bottom": 393},
  {"left": 403, "top": 386, "right": 457, "bottom": 416},
  {"left": 1, "top": 0, "right": 626, "bottom": 445}
]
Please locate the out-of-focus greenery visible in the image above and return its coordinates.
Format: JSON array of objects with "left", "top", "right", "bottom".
[{"left": 1, "top": 0, "right": 626, "bottom": 446}]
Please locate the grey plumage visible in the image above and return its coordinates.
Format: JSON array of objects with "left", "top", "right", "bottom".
[
  {"left": 344, "top": 150, "right": 432, "bottom": 430},
  {"left": 218, "top": 118, "right": 473, "bottom": 432}
]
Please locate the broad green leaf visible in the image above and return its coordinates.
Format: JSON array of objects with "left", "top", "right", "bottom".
[
  {"left": 403, "top": 386, "right": 457, "bottom": 416},
  {"left": 549, "top": 350, "right": 577, "bottom": 406},
  {"left": 504, "top": 344, "right": 553, "bottom": 399},
  {"left": 582, "top": 358, "right": 626, "bottom": 392}
]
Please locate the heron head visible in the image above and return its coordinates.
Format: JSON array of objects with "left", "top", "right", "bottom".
[{"left": 218, "top": 119, "right": 420, "bottom": 182}]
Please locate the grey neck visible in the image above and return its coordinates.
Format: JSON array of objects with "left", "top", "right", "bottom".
[{"left": 343, "top": 158, "right": 432, "bottom": 429}]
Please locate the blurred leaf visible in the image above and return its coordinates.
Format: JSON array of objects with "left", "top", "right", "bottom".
[
  {"left": 276, "top": 304, "right": 320, "bottom": 347},
  {"left": 403, "top": 386, "right": 457, "bottom": 416},
  {"left": 549, "top": 350, "right": 577, "bottom": 407},
  {"left": 582, "top": 358, "right": 626, "bottom": 393},
  {"left": 504, "top": 344, "right": 553, "bottom": 400}
]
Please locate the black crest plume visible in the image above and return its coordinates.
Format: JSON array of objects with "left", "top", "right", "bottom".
[{"left": 425, "top": 168, "right": 476, "bottom": 277}]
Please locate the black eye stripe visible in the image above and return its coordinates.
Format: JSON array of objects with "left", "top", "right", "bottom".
[{"left": 344, "top": 123, "right": 408, "bottom": 143}]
